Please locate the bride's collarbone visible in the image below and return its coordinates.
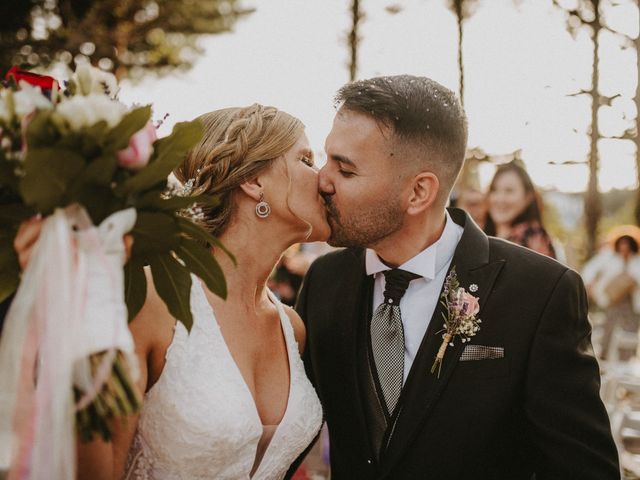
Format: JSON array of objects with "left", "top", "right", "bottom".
[{"left": 222, "top": 312, "right": 290, "bottom": 373}]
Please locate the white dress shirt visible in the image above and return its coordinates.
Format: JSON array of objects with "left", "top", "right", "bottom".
[{"left": 365, "top": 211, "right": 464, "bottom": 381}]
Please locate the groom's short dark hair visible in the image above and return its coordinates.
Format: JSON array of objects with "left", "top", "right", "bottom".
[{"left": 335, "top": 75, "right": 467, "bottom": 202}]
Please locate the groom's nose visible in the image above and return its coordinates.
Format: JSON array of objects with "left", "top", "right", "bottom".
[{"left": 318, "top": 165, "right": 335, "bottom": 195}]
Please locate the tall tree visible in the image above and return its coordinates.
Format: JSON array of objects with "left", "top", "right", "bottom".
[
  {"left": 553, "top": 0, "right": 603, "bottom": 258},
  {"left": 448, "top": 0, "right": 480, "bottom": 206},
  {"left": 348, "top": 0, "right": 362, "bottom": 82},
  {"left": 446, "top": 0, "right": 479, "bottom": 106},
  {"left": 554, "top": 0, "right": 637, "bottom": 256},
  {"left": 0, "top": 0, "right": 253, "bottom": 80}
]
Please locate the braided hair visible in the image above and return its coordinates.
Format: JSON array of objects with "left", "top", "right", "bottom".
[{"left": 174, "top": 104, "right": 304, "bottom": 237}]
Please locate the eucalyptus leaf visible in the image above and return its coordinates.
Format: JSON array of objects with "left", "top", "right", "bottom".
[
  {"left": 19, "top": 147, "right": 85, "bottom": 214},
  {"left": 124, "top": 259, "right": 147, "bottom": 322},
  {"left": 176, "top": 216, "right": 236, "bottom": 265},
  {"left": 105, "top": 105, "right": 152, "bottom": 151},
  {"left": 131, "top": 211, "right": 181, "bottom": 257},
  {"left": 121, "top": 120, "right": 203, "bottom": 194},
  {"left": 148, "top": 253, "right": 193, "bottom": 330},
  {"left": 176, "top": 238, "right": 227, "bottom": 299}
]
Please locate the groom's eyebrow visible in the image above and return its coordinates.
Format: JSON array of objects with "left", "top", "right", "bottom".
[{"left": 329, "top": 154, "right": 356, "bottom": 168}]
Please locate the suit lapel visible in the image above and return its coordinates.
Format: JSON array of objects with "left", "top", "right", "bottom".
[
  {"left": 330, "top": 248, "right": 371, "bottom": 451},
  {"left": 377, "top": 209, "right": 505, "bottom": 478}
]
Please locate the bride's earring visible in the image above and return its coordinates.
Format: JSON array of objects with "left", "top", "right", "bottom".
[{"left": 255, "top": 193, "right": 271, "bottom": 219}]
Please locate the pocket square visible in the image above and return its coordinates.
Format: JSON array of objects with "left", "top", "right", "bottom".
[{"left": 459, "top": 345, "right": 504, "bottom": 361}]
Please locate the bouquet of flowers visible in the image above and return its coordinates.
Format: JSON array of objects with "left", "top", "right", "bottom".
[{"left": 0, "top": 65, "right": 232, "bottom": 478}]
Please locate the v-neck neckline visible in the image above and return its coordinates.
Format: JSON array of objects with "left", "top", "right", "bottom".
[{"left": 195, "top": 281, "right": 294, "bottom": 477}]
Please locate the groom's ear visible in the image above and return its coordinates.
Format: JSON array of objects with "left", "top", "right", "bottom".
[
  {"left": 239, "top": 177, "right": 264, "bottom": 202},
  {"left": 406, "top": 172, "right": 439, "bottom": 215}
]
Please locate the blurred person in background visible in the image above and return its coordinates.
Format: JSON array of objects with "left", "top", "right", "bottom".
[
  {"left": 269, "top": 244, "right": 316, "bottom": 306},
  {"left": 483, "top": 161, "right": 556, "bottom": 259},
  {"left": 583, "top": 233, "right": 640, "bottom": 360},
  {"left": 455, "top": 186, "right": 486, "bottom": 229}
]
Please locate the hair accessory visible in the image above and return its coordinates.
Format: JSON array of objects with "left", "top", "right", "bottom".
[{"left": 255, "top": 193, "right": 271, "bottom": 219}]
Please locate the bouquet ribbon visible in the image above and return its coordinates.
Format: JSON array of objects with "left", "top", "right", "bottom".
[{"left": 0, "top": 205, "right": 137, "bottom": 480}]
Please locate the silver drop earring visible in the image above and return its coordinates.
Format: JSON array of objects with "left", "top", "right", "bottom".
[{"left": 255, "top": 193, "right": 271, "bottom": 219}]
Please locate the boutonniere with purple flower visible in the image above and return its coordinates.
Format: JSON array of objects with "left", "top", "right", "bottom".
[{"left": 431, "top": 266, "right": 481, "bottom": 377}]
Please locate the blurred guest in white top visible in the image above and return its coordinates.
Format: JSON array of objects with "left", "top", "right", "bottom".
[{"left": 583, "top": 234, "right": 640, "bottom": 360}]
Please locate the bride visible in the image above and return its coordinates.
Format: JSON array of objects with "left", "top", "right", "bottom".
[{"left": 15, "top": 104, "right": 328, "bottom": 479}]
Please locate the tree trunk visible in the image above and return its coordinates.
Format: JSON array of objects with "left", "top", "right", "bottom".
[
  {"left": 634, "top": 0, "right": 640, "bottom": 226},
  {"left": 585, "top": 0, "right": 602, "bottom": 259},
  {"left": 349, "top": 0, "right": 360, "bottom": 82},
  {"left": 454, "top": 1, "right": 465, "bottom": 106}
]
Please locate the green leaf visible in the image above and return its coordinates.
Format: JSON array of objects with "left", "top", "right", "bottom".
[
  {"left": 19, "top": 147, "right": 85, "bottom": 214},
  {"left": 84, "top": 121, "right": 109, "bottom": 147},
  {"left": 176, "top": 216, "right": 236, "bottom": 265},
  {"left": 71, "top": 184, "right": 122, "bottom": 225},
  {"left": 109, "top": 107, "right": 152, "bottom": 150},
  {"left": 25, "top": 110, "right": 59, "bottom": 149},
  {"left": 176, "top": 238, "right": 227, "bottom": 299},
  {"left": 81, "top": 153, "right": 118, "bottom": 187},
  {"left": 124, "top": 259, "right": 147, "bottom": 322},
  {"left": 131, "top": 211, "right": 181, "bottom": 257},
  {"left": 105, "top": 105, "right": 152, "bottom": 151},
  {"left": 57, "top": 121, "right": 108, "bottom": 158},
  {"left": 148, "top": 253, "right": 193, "bottom": 331},
  {"left": 121, "top": 120, "right": 203, "bottom": 194}
]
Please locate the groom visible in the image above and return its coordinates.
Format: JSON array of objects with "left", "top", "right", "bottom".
[{"left": 294, "top": 75, "right": 619, "bottom": 479}]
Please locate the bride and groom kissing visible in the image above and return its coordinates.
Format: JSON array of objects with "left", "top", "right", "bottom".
[{"left": 14, "top": 75, "right": 620, "bottom": 479}]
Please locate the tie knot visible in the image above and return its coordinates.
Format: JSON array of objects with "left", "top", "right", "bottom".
[{"left": 382, "top": 269, "right": 421, "bottom": 305}]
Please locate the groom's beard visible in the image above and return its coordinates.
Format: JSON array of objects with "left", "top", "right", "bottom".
[{"left": 322, "top": 193, "right": 404, "bottom": 248}]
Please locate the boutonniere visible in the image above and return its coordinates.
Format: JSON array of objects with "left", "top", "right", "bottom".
[{"left": 431, "top": 266, "right": 481, "bottom": 377}]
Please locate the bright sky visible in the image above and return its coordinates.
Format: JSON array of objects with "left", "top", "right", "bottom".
[{"left": 119, "top": 0, "right": 639, "bottom": 193}]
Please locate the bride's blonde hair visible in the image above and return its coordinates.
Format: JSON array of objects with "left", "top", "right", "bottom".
[{"left": 174, "top": 104, "right": 304, "bottom": 237}]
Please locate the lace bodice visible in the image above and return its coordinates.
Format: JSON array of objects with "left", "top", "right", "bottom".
[{"left": 124, "top": 278, "right": 323, "bottom": 480}]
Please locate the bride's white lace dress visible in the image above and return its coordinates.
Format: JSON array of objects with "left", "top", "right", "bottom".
[{"left": 124, "top": 278, "right": 323, "bottom": 480}]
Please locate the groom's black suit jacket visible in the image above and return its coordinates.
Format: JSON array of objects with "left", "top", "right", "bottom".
[{"left": 295, "top": 208, "right": 619, "bottom": 480}]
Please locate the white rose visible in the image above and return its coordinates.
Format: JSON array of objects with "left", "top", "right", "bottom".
[
  {"left": 55, "top": 94, "right": 126, "bottom": 131},
  {"left": 72, "top": 64, "right": 119, "bottom": 98},
  {"left": 12, "top": 81, "right": 53, "bottom": 120}
]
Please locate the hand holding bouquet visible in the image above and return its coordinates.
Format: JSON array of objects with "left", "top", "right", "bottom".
[{"left": 0, "top": 65, "right": 232, "bottom": 479}]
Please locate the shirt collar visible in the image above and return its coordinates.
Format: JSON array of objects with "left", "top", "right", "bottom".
[{"left": 365, "top": 210, "right": 463, "bottom": 281}]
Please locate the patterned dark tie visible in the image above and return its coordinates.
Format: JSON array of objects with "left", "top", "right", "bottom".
[{"left": 370, "top": 268, "right": 421, "bottom": 416}]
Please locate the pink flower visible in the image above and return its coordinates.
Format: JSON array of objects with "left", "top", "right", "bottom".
[
  {"left": 117, "top": 121, "right": 157, "bottom": 170},
  {"left": 459, "top": 290, "right": 480, "bottom": 316}
]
